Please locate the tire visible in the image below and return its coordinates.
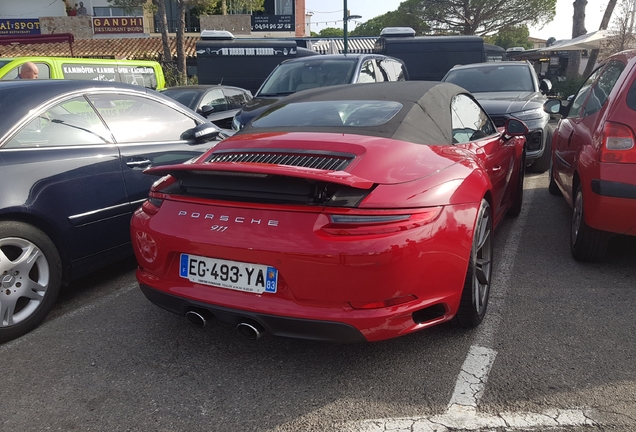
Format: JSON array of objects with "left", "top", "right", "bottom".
[
  {"left": 0, "top": 221, "right": 62, "bottom": 343},
  {"left": 507, "top": 153, "right": 525, "bottom": 217},
  {"left": 455, "top": 199, "right": 493, "bottom": 328},
  {"left": 527, "top": 124, "right": 553, "bottom": 173},
  {"left": 548, "top": 156, "right": 561, "bottom": 196},
  {"left": 570, "top": 185, "right": 609, "bottom": 261}
]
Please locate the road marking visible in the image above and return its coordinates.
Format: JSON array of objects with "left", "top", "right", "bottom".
[{"left": 344, "top": 177, "right": 597, "bottom": 431}]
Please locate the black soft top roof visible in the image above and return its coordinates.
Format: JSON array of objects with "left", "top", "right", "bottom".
[{"left": 240, "top": 81, "right": 468, "bottom": 145}]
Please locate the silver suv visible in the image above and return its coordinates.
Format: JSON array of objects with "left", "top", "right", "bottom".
[{"left": 232, "top": 54, "right": 409, "bottom": 130}]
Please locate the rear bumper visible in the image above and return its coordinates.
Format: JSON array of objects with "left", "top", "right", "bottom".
[
  {"left": 585, "top": 172, "right": 636, "bottom": 235},
  {"left": 140, "top": 284, "right": 368, "bottom": 343}
]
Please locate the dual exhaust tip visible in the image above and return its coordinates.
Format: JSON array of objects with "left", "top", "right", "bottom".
[{"left": 185, "top": 310, "right": 264, "bottom": 340}]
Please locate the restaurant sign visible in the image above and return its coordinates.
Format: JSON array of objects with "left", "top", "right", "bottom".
[
  {"left": 92, "top": 16, "right": 144, "bottom": 34},
  {"left": 251, "top": 15, "right": 294, "bottom": 32},
  {"left": 0, "top": 19, "right": 41, "bottom": 36}
]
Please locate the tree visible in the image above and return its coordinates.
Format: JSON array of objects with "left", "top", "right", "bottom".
[
  {"left": 604, "top": 0, "right": 636, "bottom": 55},
  {"left": 484, "top": 25, "right": 534, "bottom": 50},
  {"left": 319, "top": 27, "right": 344, "bottom": 37},
  {"left": 110, "top": 0, "right": 264, "bottom": 85},
  {"left": 582, "top": 0, "right": 619, "bottom": 77},
  {"left": 350, "top": 10, "right": 429, "bottom": 36},
  {"left": 397, "top": 0, "right": 556, "bottom": 36},
  {"left": 566, "top": 0, "right": 588, "bottom": 77}
]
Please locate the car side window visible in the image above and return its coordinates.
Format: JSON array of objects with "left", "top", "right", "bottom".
[
  {"left": 581, "top": 60, "right": 625, "bottom": 117},
  {"left": 358, "top": 60, "right": 376, "bottom": 84},
  {"left": 4, "top": 96, "right": 111, "bottom": 148},
  {"left": 86, "top": 93, "right": 197, "bottom": 143},
  {"left": 200, "top": 88, "right": 227, "bottom": 112},
  {"left": 568, "top": 67, "right": 603, "bottom": 118},
  {"left": 1, "top": 62, "right": 51, "bottom": 80},
  {"left": 451, "top": 94, "right": 497, "bottom": 144},
  {"left": 224, "top": 88, "right": 250, "bottom": 109},
  {"left": 378, "top": 60, "right": 403, "bottom": 81}
]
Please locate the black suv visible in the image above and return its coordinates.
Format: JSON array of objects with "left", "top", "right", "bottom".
[
  {"left": 442, "top": 61, "right": 553, "bottom": 172},
  {"left": 232, "top": 54, "right": 409, "bottom": 131}
]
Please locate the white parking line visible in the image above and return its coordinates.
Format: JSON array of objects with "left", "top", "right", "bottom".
[{"left": 344, "top": 177, "right": 597, "bottom": 431}]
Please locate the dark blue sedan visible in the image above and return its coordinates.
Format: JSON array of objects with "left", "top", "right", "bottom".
[{"left": 0, "top": 80, "right": 223, "bottom": 342}]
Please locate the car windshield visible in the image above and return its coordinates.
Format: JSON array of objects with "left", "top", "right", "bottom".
[
  {"left": 258, "top": 59, "right": 358, "bottom": 96},
  {"left": 444, "top": 65, "right": 534, "bottom": 93},
  {"left": 251, "top": 100, "right": 402, "bottom": 128}
]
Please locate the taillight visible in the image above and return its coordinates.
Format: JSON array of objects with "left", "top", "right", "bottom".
[
  {"left": 600, "top": 121, "right": 636, "bottom": 163},
  {"left": 140, "top": 193, "right": 164, "bottom": 215},
  {"left": 318, "top": 207, "right": 442, "bottom": 237}
]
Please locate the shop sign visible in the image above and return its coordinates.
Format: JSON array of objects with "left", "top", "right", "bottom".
[
  {"left": 92, "top": 16, "right": 144, "bottom": 34},
  {"left": 0, "top": 19, "right": 41, "bottom": 36}
]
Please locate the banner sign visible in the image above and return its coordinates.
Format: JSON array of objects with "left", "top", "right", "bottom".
[
  {"left": 92, "top": 16, "right": 144, "bottom": 34},
  {"left": 0, "top": 19, "right": 41, "bottom": 36},
  {"left": 251, "top": 15, "right": 294, "bottom": 32}
]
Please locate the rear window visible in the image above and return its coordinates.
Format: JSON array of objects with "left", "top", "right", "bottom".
[
  {"left": 444, "top": 65, "right": 534, "bottom": 93},
  {"left": 251, "top": 100, "right": 402, "bottom": 128}
]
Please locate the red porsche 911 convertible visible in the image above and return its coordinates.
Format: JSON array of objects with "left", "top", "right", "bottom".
[{"left": 131, "top": 81, "right": 528, "bottom": 342}]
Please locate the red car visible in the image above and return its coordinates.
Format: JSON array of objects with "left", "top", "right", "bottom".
[
  {"left": 131, "top": 82, "right": 527, "bottom": 342},
  {"left": 545, "top": 50, "right": 636, "bottom": 261}
]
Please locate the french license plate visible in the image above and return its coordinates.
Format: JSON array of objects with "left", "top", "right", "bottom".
[{"left": 179, "top": 254, "right": 278, "bottom": 294}]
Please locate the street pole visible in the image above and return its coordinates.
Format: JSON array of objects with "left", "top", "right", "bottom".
[{"left": 343, "top": 0, "right": 348, "bottom": 54}]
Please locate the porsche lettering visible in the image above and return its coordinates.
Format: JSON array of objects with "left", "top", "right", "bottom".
[{"left": 177, "top": 211, "right": 278, "bottom": 226}]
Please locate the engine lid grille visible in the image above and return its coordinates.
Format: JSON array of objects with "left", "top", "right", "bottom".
[{"left": 206, "top": 151, "right": 353, "bottom": 171}]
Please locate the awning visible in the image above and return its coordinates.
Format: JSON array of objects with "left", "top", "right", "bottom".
[{"left": 538, "top": 30, "right": 610, "bottom": 52}]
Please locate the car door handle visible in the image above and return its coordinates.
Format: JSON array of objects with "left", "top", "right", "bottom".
[{"left": 126, "top": 159, "right": 152, "bottom": 169}]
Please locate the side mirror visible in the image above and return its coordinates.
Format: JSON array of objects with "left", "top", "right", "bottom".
[
  {"left": 539, "top": 78, "right": 552, "bottom": 94},
  {"left": 504, "top": 118, "right": 528, "bottom": 137},
  {"left": 181, "top": 122, "right": 221, "bottom": 143},
  {"left": 543, "top": 99, "right": 564, "bottom": 116},
  {"left": 200, "top": 105, "right": 215, "bottom": 116}
]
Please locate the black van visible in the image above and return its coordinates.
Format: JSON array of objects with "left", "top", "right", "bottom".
[
  {"left": 196, "top": 30, "right": 318, "bottom": 95},
  {"left": 373, "top": 27, "right": 489, "bottom": 81}
]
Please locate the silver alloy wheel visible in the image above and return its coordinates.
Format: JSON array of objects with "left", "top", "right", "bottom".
[
  {"left": 472, "top": 205, "right": 492, "bottom": 317},
  {"left": 0, "top": 237, "right": 50, "bottom": 327},
  {"left": 571, "top": 188, "right": 583, "bottom": 246}
]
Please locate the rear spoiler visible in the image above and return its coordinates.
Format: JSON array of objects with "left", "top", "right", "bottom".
[{"left": 144, "top": 162, "right": 374, "bottom": 190}]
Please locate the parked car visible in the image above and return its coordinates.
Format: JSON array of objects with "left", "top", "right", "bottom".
[
  {"left": 131, "top": 81, "right": 528, "bottom": 342},
  {"left": 442, "top": 61, "right": 553, "bottom": 172},
  {"left": 0, "top": 79, "right": 224, "bottom": 343},
  {"left": 543, "top": 50, "right": 636, "bottom": 261},
  {"left": 162, "top": 85, "right": 252, "bottom": 130},
  {"left": 231, "top": 53, "right": 409, "bottom": 130}
]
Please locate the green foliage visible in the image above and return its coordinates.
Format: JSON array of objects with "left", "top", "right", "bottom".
[
  {"left": 398, "top": 0, "right": 556, "bottom": 36},
  {"left": 107, "top": 0, "right": 146, "bottom": 14},
  {"left": 350, "top": 10, "right": 429, "bottom": 36},
  {"left": 484, "top": 25, "right": 533, "bottom": 50},
  {"left": 319, "top": 27, "right": 344, "bottom": 37},
  {"left": 552, "top": 75, "right": 585, "bottom": 99}
]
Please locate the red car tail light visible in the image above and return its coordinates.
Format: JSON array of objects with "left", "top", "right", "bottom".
[
  {"left": 600, "top": 122, "right": 636, "bottom": 163},
  {"left": 319, "top": 207, "right": 442, "bottom": 237},
  {"left": 140, "top": 193, "right": 165, "bottom": 215}
]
